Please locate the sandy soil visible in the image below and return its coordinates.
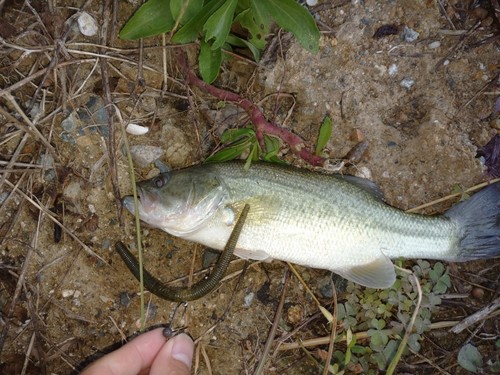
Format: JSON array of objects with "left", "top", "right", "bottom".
[{"left": 0, "top": 1, "right": 498, "bottom": 374}]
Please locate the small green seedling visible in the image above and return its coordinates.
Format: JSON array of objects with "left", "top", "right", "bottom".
[{"left": 205, "top": 127, "right": 283, "bottom": 168}]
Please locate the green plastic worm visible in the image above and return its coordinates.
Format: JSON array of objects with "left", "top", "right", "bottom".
[{"left": 115, "top": 204, "right": 250, "bottom": 302}]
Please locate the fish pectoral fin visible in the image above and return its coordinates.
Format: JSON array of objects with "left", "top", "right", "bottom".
[
  {"left": 230, "top": 195, "right": 281, "bottom": 226},
  {"left": 334, "top": 254, "right": 396, "bottom": 289},
  {"left": 234, "top": 247, "right": 272, "bottom": 261}
]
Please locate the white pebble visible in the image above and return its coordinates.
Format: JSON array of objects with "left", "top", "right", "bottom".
[
  {"left": 126, "top": 123, "right": 149, "bottom": 135},
  {"left": 400, "top": 78, "right": 415, "bottom": 89},
  {"left": 77, "top": 12, "right": 98, "bottom": 36},
  {"left": 306, "top": 0, "right": 318, "bottom": 5},
  {"left": 244, "top": 292, "right": 255, "bottom": 307},
  {"left": 62, "top": 290, "right": 75, "bottom": 298},
  {"left": 401, "top": 26, "right": 419, "bottom": 43},
  {"left": 388, "top": 63, "right": 398, "bottom": 77},
  {"left": 428, "top": 41, "right": 441, "bottom": 49}
]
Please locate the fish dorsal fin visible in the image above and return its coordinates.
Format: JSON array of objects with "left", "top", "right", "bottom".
[
  {"left": 340, "top": 175, "right": 384, "bottom": 200},
  {"left": 334, "top": 253, "right": 396, "bottom": 289}
]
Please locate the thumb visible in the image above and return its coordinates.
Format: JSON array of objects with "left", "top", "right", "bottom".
[{"left": 151, "top": 333, "right": 194, "bottom": 375}]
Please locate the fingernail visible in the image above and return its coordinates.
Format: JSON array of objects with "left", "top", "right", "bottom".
[{"left": 171, "top": 333, "right": 194, "bottom": 369}]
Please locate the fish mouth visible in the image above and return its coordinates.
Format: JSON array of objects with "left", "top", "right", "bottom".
[{"left": 122, "top": 187, "right": 158, "bottom": 216}]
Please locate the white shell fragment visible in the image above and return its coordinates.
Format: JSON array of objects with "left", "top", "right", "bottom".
[
  {"left": 126, "top": 123, "right": 149, "bottom": 135},
  {"left": 77, "top": 12, "right": 98, "bottom": 36}
]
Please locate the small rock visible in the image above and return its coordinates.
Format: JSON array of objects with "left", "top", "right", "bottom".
[
  {"left": 130, "top": 145, "right": 164, "bottom": 167},
  {"left": 286, "top": 304, "right": 304, "bottom": 326},
  {"left": 428, "top": 41, "right": 441, "bottom": 49},
  {"left": 401, "top": 26, "right": 419, "bottom": 43},
  {"left": 38, "top": 154, "right": 54, "bottom": 169},
  {"left": 162, "top": 124, "right": 193, "bottom": 167},
  {"left": 146, "top": 303, "right": 158, "bottom": 319},
  {"left": 62, "top": 290, "right": 75, "bottom": 298},
  {"left": 83, "top": 96, "right": 109, "bottom": 136},
  {"left": 119, "top": 292, "right": 132, "bottom": 307},
  {"left": 75, "top": 135, "right": 93, "bottom": 148},
  {"left": 59, "top": 132, "right": 76, "bottom": 144},
  {"left": 0, "top": 192, "right": 9, "bottom": 205},
  {"left": 388, "top": 63, "right": 398, "bottom": 77},
  {"left": 202, "top": 249, "right": 220, "bottom": 268},
  {"left": 306, "top": 0, "right": 317, "bottom": 5},
  {"left": 400, "top": 78, "right": 415, "bottom": 90},
  {"left": 100, "top": 295, "right": 114, "bottom": 304},
  {"left": 471, "top": 287, "right": 484, "bottom": 300},
  {"left": 64, "top": 181, "right": 82, "bottom": 200},
  {"left": 29, "top": 103, "right": 42, "bottom": 121},
  {"left": 350, "top": 129, "right": 365, "bottom": 142},
  {"left": 102, "top": 238, "right": 111, "bottom": 249},
  {"left": 244, "top": 292, "right": 255, "bottom": 307},
  {"left": 354, "top": 166, "right": 372, "bottom": 180},
  {"left": 317, "top": 276, "right": 333, "bottom": 298},
  {"left": 61, "top": 112, "right": 79, "bottom": 132},
  {"left": 494, "top": 97, "right": 500, "bottom": 113}
]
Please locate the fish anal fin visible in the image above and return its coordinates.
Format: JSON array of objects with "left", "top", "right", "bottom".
[
  {"left": 334, "top": 254, "right": 396, "bottom": 289},
  {"left": 234, "top": 248, "right": 272, "bottom": 261}
]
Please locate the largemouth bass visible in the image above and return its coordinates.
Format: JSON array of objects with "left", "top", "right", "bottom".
[{"left": 123, "top": 162, "right": 500, "bottom": 289}]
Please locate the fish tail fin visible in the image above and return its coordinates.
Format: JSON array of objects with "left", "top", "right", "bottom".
[{"left": 444, "top": 182, "right": 500, "bottom": 260}]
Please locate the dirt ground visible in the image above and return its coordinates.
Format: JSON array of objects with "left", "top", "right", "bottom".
[{"left": 0, "top": 0, "right": 499, "bottom": 374}]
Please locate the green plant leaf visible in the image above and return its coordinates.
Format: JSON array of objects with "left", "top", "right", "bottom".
[
  {"left": 170, "top": 0, "right": 204, "bottom": 25},
  {"left": 199, "top": 40, "right": 222, "bottom": 83},
  {"left": 120, "top": 0, "right": 175, "bottom": 40},
  {"left": 203, "top": 0, "right": 238, "bottom": 50},
  {"left": 226, "top": 34, "right": 261, "bottom": 61},
  {"left": 220, "top": 127, "right": 255, "bottom": 143},
  {"left": 262, "top": 134, "right": 281, "bottom": 160},
  {"left": 315, "top": 115, "right": 333, "bottom": 155},
  {"left": 407, "top": 334, "right": 421, "bottom": 352},
  {"left": 205, "top": 139, "right": 252, "bottom": 162},
  {"left": 244, "top": 142, "right": 259, "bottom": 170},
  {"left": 172, "top": 0, "right": 226, "bottom": 43},
  {"left": 257, "top": 0, "right": 320, "bottom": 53},
  {"left": 458, "top": 344, "right": 483, "bottom": 373},
  {"left": 234, "top": 7, "right": 270, "bottom": 50}
]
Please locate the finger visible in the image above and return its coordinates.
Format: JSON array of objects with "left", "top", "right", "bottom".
[
  {"left": 81, "top": 328, "right": 167, "bottom": 375},
  {"left": 150, "top": 333, "right": 194, "bottom": 375}
]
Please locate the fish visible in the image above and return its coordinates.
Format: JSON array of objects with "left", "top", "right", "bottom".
[{"left": 123, "top": 161, "right": 500, "bottom": 289}]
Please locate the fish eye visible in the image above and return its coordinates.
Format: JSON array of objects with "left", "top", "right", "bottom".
[{"left": 153, "top": 174, "right": 169, "bottom": 188}]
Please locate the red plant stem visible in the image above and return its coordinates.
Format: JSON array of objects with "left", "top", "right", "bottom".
[{"left": 175, "top": 51, "right": 326, "bottom": 166}]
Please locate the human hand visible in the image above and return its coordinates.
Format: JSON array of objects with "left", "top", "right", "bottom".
[{"left": 80, "top": 328, "right": 194, "bottom": 375}]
